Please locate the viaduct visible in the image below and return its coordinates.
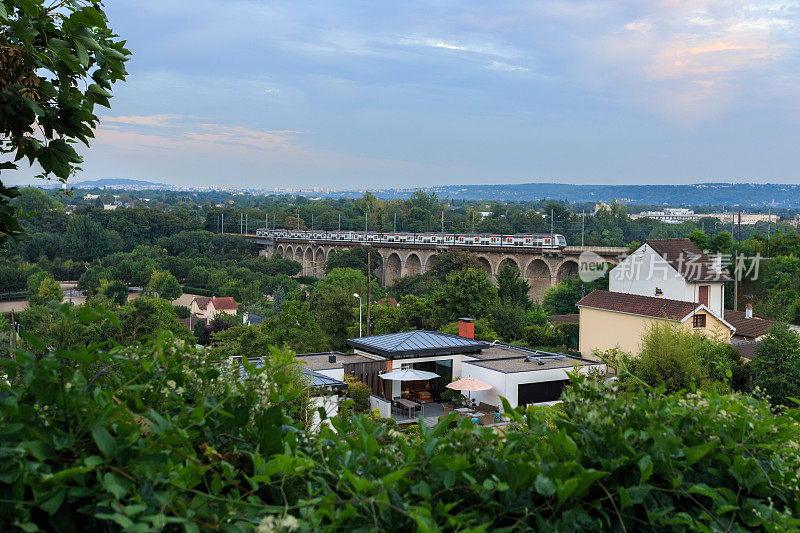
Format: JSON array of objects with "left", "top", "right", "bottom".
[{"left": 242, "top": 235, "right": 626, "bottom": 302}]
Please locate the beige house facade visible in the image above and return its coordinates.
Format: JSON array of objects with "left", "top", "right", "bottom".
[{"left": 578, "top": 290, "right": 734, "bottom": 359}]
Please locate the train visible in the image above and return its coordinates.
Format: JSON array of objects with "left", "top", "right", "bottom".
[{"left": 255, "top": 228, "right": 568, "bottom": 249}]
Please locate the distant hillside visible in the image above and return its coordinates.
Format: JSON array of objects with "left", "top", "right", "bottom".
[
  {"left": 355, "top": 183, "right": 800, "bottom": 208},
  {"left": 73, "top": 178, "right": 171, "bottom": 189}
]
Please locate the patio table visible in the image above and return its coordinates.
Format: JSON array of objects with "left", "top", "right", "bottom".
[{"left": 395, "top": 398, "right": 421, "bottom": 418}]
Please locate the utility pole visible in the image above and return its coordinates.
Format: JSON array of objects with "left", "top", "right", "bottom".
[
  {"left": 297, "top": 208, "right": 300, "bottom": 230},
  {"left": 550, "top": 208, "right": 554, "bottom": 241},
  {"left": 472, "top": 210, "right": 475, "bottom": 233},
  {"left": 393, "top": 212, "right": 397, "bottom": 232},
  {"left": 311, "top": 213, "right": 314, "bottom": 231},
  {"left": 737, "top": 209, "right": 742, "bottom": 243},
  {"left": 441, "top": 208, "right": 444, "bottom": 234},
  {"left": 581, "top": 211, "right": 585, "bottom": 247},
  {"left": 338, "top": 213, "right": 341, "bottom": 231},
  {"left": 365, "top": 210, "right": 368, "bottom": 233},
  {"left": 221, "top": 212, "right": 224, "bottom": 234},
  {"left": 366, "top": 250, "right": 371, "bottom": 336},
  {"left": 240, "top": 213, "right": 243, "bottom": 234},
  {"left": 245, "top": 213, "right": 248, "bottom": 234}
]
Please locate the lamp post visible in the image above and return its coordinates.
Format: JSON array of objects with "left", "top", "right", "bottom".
[{"left": 353, "top": 293, "right": 362, "bottom": 337}]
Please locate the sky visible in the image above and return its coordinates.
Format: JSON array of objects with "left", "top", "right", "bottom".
[{"left": 10, "top": 0, "right": 800, "bottom": 188}]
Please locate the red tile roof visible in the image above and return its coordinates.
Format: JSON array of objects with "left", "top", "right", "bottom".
[
  {"left": 725, "top": 310, "right": 776, "bottom": 340},
  {"left": 210, "top": 297, "right": 238, "bottom": 310},
  {"left": 645, "top": 239, "right": 732, "bottom": 282},
  {"left": 549, "top": 314, "right": 579, "bottom": 325},
  {"left": 577, "top": 290, "right": 698, "bottom": 320}
]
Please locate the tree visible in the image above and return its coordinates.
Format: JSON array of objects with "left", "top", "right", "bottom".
[
  {"left": 687, "top": 229, "right": 710, "bottom": 250},
  {"left": 751, "top": 324, "right": 800, "bottom": 407},
  {"left": 1, "top": 0, "right": 130, "bottom": 245},
  {"left": 617, "top": 322, "right": 736, "bottom": 394},
  {"left": 543, "top": 274, "right": 608, "bottom": 315},
  {"left": 434, "top": 268, "right": 498, "bottom": 324},
  {"left": 78, "top": 265, "right": 107, "bottom": 295},
  {"left": 11, "top": 187, "right": 61, "bottom": 214},
  {"left": 148, "top": 270, "right": 182, "bottom": 301},
  {"left": 100, "top": 279, "right": 128, "bottom": 306},
  {"left": 426, "top": 249, "right": 479, "bottom": 280},
  {"left": 61, "top": 215, "right": 110, "bottom": 261},
  {"left": 496, "top": 262, "right": 530, "bottom": 308},
  {"left": 324, "top": 246, "right": 381, "bottom": 276},
  {"left": 27, "top": 270, "right": 61, "bottom": 306}
]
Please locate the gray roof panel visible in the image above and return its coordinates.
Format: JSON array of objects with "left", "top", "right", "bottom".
[{"left": 346, "top": 331, "right": 488, "bottom": 359}]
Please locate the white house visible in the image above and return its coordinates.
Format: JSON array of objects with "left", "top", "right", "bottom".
[{"left": 609, "top": 239, "right": 731, "bottom": 318}]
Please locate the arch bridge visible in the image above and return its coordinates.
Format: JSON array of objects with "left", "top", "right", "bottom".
[{"left": 247, "top": 236, "right": 625, "bottom": 302}]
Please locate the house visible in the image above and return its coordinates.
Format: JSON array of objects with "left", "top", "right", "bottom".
[
  {"left": 344, "top": 320, "right": 605, "bottom": 412},
  {"left": 577, "top": 290, "right": 734, "bottom": 358},
  {"left": 207, "top": 297, "right": 238, "bottom": 320},
  {"left": 190, "top": 296, "right": 238, "bottom": 320},
  {"left": 190, "top": 297, "right": 211, "bottom": 319},
  {"left": 609, "top": 239, "right": 731, "bottom": 317},
  {"left": 724, "top": 303, "right": 776, "bottom": 342},
  {"left": 295, "top": 352, "right": 376, "bottom": 382}
]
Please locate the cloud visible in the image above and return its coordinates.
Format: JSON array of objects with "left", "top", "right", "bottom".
[
  {"left": 101, "top": 114, "right": 182, "bottom": 127},
  {"left": 487, "top": 60, "right": 530, "bottom": 73},
  {"left": 426, "top": 40, "right": 469, "bottom": 51},
  {"left": 93, "top": 121, "right": 304, "bottom": 155}
]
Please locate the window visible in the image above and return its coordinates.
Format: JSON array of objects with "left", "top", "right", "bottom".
[{"left": 693, "top": 314, "right": 706, "bottom": 328}]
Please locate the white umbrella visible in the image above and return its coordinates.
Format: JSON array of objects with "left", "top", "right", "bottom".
[
  {"left": 380, "top": 368, "right": 440, "bottom": 417},
  {"left": 379, "top": 368, "right": 440, "bottom": 381}
]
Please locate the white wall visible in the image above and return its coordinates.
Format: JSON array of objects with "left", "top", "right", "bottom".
[
  {"left": 310, "top": 396, "right": 339, "bottom": 433},
  {"left": 369, "top": 395, "right": 392, "bottom": 418},
  {"left": 610, "top": 244, "right": 725, "bottom": 316},
  {"left": 461, "top": 362, "right": 607, "bottom": 410}
]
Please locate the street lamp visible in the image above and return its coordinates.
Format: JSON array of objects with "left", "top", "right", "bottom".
[{"left": 353, "top": 293, "right": 362, "bottom": 337}]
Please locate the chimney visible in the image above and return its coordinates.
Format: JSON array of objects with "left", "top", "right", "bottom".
[
  {"left": 655, "top": 288, "right": 663, "bottom": 298},
  {"left": 458, "top": 318, "right": 474, "bottom": 339},
  {"left": 328, "top": 354, "right": 337, "bottom": 363},
  {"left": 745, "top": 303, "right": 753, "bottom": 319}
]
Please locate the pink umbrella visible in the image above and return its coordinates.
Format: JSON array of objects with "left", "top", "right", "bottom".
[{"left": 446, "top": 377, "right": 492, "bottom": 405}]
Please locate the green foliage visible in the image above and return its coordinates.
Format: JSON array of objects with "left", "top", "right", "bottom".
[
  {"left": 345, "top": 377, "right": 371, "bottom": 413},
  {"left": 489, "top": 301, "right": 528, "bottom": 342},
  {"left": 2, "top": 314, "right": 800, "bottom": 530},
  {"left": 98, "top": 278, "right": 128, "bottom": 306},
  {"left": 752, "top": 324, "right": 800, "bottom": 408},
  {"left": 27, "top": 270, "right": 62, "bottom": 306},
  {"left": 147, "top": 269, "right": 182, "bottom": 301},
  {"left": 324, "top": 246, "right": 382, "bottom": 276},
  {"left": 619, "top": 322, "right": 740, "bottom": 394},
  {"left": 496, "top": 261, "right": 531, "bottom": 308},
  {"left": 371, "top": 294, "right": 435, "bottom": 334},
  {"left": 525, "top": 324, "right": 567, "bottom": 349},
  {"left": 426, "top": 249, "right": 480, "bottom": 280},
  {"left": 543, "top": 273, "right": 608, "bottom": 315},
  {"left": 440, "top": 317, "right": 499, "bottom": 341},
  {"left": 0, "top": 0, "right": 130, "bottom": 245},
  {"left": 434, "top": 267, "right": 498, "bottom": 324},
  {"left": 60, "top": 215, "right": 113, "bottom": 262}
]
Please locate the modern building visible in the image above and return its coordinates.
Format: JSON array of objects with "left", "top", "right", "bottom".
[
  {"left": 577, "top": 290, "right": 734, "bottom": 357},
  {"left": 340, "top": 323, "right": 604, "bottom": 412},
  {"left": 630, "top": 208, "right": 699, "bottom": 224},
  {"left": 609, "top": 239, "right": 731, "bottom": 317}
]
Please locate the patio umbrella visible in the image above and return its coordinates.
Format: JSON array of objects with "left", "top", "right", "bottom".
[
  {"left": 446, "top": 377, "right": 492, "bottom": 405},
  {"left": 380, "top": 368, "right": 440, "bottom": 417},
  {"left": 379, "top": 368, "right": 440, "bottom": 381}
]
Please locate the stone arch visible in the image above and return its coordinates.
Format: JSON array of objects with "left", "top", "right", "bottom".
[
  {"left": 404, "top": 253, "right": 422, "bottom": 277},
  {"left": 303, "top": 247, "right": 314, "bottom": 277},
  {"left": 314, "top": 248, "right": 326, "bottom": 278},
  {"left": 498, "top": 257, "right": 520, "bottom": 274},
  {"left": 557, "top": 259, "right": 579, "bottom": 283},
  {"left": 476, "top": 256, "right": 493, "bottom": 278},
  {"left": 423, "top": 253, "right": 438, "bottom": 274},
  {"left": 275, "top": 244, "right": 284, "bottom": 258},
  {"left": 385, "top": 253, "right": 402, "bottom": 286},
  {"left": 525, "top": 259, "right": 552, "bottom": 303}
]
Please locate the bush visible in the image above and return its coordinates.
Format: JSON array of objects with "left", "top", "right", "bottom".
[
  {"left": 344, "top": 377, "right": 371, "bottom": 413},
  {"left": 296, "top": 275, "right": 318, "bottom": 286},
  {"left": 525, "top": 324, "right": 565, "bottom": 348},
  {"left": 3, "top": 314, "right": 799, "bottom": 531}
]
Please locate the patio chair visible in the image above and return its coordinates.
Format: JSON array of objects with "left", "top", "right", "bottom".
[
  {"left": 478, "top": 413, "right": 495, "bottom": 426},
  {"left": 477, "top": 402, "right": 499, "bottom": 414}
]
